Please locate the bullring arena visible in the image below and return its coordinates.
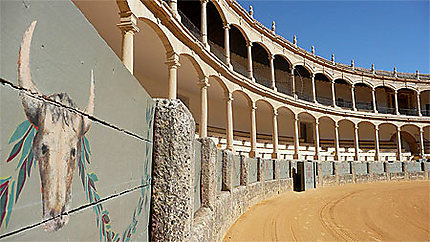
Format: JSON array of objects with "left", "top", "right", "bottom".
[{"left": 0, "top": 0, "right": 429, "bottom": 241}]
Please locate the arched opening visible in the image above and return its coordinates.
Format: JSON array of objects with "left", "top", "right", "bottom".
[
  {"left": 420, "top": 90, "right": 430, "bottom": 116},
  {"left": 400, "top": 125, "right": 420, "bottom": 156},
  {"left": 177, "top": 0, "right": 202, "bottom": 40},
  {"left": 274, "top": 55, "right": 292, "bottom": 96},
  {"left": 379, "top": 123, "right": 398, "bottom": 162},
  {"left": 424, "top": 126, "right": 430, "bottom": 155},
  {"left": 207, "top": 76, "right": 228, "bottom": 149},
  {"left": 398, "top": 88, "right": 418, "bottom": 116},
  {"left": 278, "top": 107, "right": 294, "bottom": 159},
  {"left": 358, "top": 122, "right": 376, "bottom": 161},
  {"left": 375, "top": 86, "right": 395, "bottom": 114},
  {"left": 294, "top": 66, "right": 312, "bottom": 102},
  {"left": 229, "top": 25, "right": 248, "bottom": 77},
  {"left": 355, "top": 83, "right": 373, "bottom": 111},
  {"left": 255, "top": 100, "right": 274, "bottom": 159},
  {"left": 315, "top": 73, "right": 332, "bottom": 106},
  {"left": 338, "top": 120, "right": 355, "bottom": 161},
  {"left": 207, "top": 1, "right": 226, "bottom": 62},
  {"left": 298, "top": 113, "right": 316, "bottom": 160},
  {"left": 252, "top": 43, "right": 271, "bottom": 89},
  {"left": 232, "top": 90, "right": 252, "bottom": 156},
  {"left": 318, "top": 117, "right": 336, "bottom": 161},
  {"left": 334, "top": 79, "right": 352, "bottom": 109}
]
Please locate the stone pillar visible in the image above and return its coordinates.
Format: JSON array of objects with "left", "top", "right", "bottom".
[
  {"left": 331, "top": 80, "right": 337, "bottom": 107},
  {"left": 199, "top": 77, "right": 209, "bottom": 138},
  {"left": 151, "top": 99, "right": 195, "bottom": 241},
  {"left": 314, "top": 120, "right": 320, "bottom": 160},
  {"left": 351, "top": 85, "right": 357, "bottom": 111},
  {"left": 312, "top": 74, "right": 317, "bottom": 103},
  {"left": 291, "top": 68, "right": 296, "bottom": 98},
  {"left": 394, "top": 90, "right": 400, "bottom": 115},
  {"left": 224, "top": 24, "right": 232, "bottom": 69},
  {"left": 222, "top": 150, "right": 233, "bottom": 191},
  {"left": 199, "top": 138, "right": 217, "bottom": 209},
  {"left": 240, "top": 155, "right": 249, "bottom": 186},
  {"left": 250, "top": 103, "right": 258, "bottom": 158},
  {"left": 165, "top": 52, "right": 180, "bottom": 99},
  {"left": 420, "top": 127, "right": 425, "bottom": 157},
  {"left": 247, "top": 42, "right": 254, "bottom": 81},
  {"left": 375, "top": 126, "right": 380, "bottom": 161},
  {"left": 372, "top": 88, "right": 378, "bottom": 113},
  {"left": 417, "top": 92, "right": 422, "bottom": 116},
  {"left": 226, "top": 92, "right": 234, "bottom": 150},
  {"left": 293, "top": 115, "right": 300, "bottom": 159},
  {"left": 169, "top": 0, "right": 179, "bottom": 18},
  {"left": 201, "top": 0, "right": 208, "bottom": 47},
  {"left": 272, "top": 110, "right": 279, "bottom": 159},
  {"left": 117, "top": 12, "right": 139, "bottom": 74},
  {"left": 397, "top": 126, "right": 402, "bottom": 161},
  {"left": 354, "top": 123, "right": 360, "bottom": 161},
  {"left": 334, "top": 122, "right": 340, "bottom": 161},
  {"left": 269, "top": 55, "right": 276, "bottom": 90}
]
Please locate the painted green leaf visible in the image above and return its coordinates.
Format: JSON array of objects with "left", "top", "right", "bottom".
[
  {"left": 88, "top": 173, "right": 98, "bottom": 182},
  {"left": 16, "top": 128, "right": 35, "bottom": 170},
  {"left": 0, "top": 177, "right": 11, "bottom": 186},
  {"left": 0, "top": 186, "right": 9, "bottom": 228},
  {"left": 8, "top": 121, "right": 31, "bottom": 144},
  {"left": 27, "top": 150, "right": 34, "bottom": 177},
  {"left": 5, "top": 181, "right": 15, "bottom": 227},
  {"left": 7, "top": 138, "right": 25, "bottom": 163},
  {"left": 83, "top": 136, "right": 91, "bottom": 155},
  {"left": 15, "top": 161, "right": 27, "bottom": 201}
]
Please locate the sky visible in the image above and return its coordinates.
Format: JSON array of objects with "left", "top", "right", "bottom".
[{"left": 237, "top": 0, "right": 429, "bottom": 74}]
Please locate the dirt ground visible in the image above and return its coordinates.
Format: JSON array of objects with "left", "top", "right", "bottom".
[{"left": 224, "top": 181, "right": 430, "bottom": 241}]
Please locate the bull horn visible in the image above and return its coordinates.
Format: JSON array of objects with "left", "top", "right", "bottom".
[
  {"left": 18, "top": 21, "right": 42, "bottom": 125},
  {"left": 82, "top": 69, "right": 95, "bottom": 134}
]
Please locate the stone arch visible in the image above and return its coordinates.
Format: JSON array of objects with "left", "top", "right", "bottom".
[
  {"left": 292, "top": 62, "right": 314, "bottom": 76},
  {"left": 273, "top": 54, "right": 293, "bottom": 96},
  {"left": 313, "top": 71, "right": 334, "bottom": 82},
  {"left": 208, "top": 75, "right": 229, "bottom": 94},
  {"left": 229, "top": 23, "right": 250, "bottom": 44},
  {"left": 209, "top": 0, "right": 228, "bottom": 24},
  {"left": 179, "top": 53, "right": 206, "bottom": 80},
  {"left": 232, "top": 89, "right": 253, "bottom": 106},
  {"left": 252, "top": 42, "right": 272, "bottom": 88}
]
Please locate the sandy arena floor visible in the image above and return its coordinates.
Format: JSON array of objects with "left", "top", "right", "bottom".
[{"left": 224, "top": 181, "right": 430, "bottom": 241}]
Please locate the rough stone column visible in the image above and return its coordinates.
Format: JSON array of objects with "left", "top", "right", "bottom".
[
  {"left": 199, "top": 77, "right": 209, "bottom": 138},
  {"left": 240, "top": 155, "right": 249, "bottom": 186},
  {"left": 222, "top": 150, "right": 234, "bottom": 191},
  {"left": 311, "top": 74, "right": 317, "bottom": 103},
  {"left": 423, "top": 162, "right": 429, "bottom": 180},
  {"left": 372, "top": 88, "right": 378, "bottom": 113},
  {"left": 269, "top": 55, "right": 276, "bottom": 90},
  {"left": 117, "top": 12, "right": 139, "bottom": 74},
  {"left": 273, "top": 160, "right": 280, "bottom": 180},
  {"left": 225, "top": 92, "right": 234, "bottom": 151},
  {"left": 351, "top": 161, "right": 356, "bottom": 183},
  {"left": 201, "top": 0, "right": 208, "bottom": 47},
  {"left": 166, "top": 52, "right": 180, "bottom": 99},
  {"left": 333, "top": 162, "right": 340, "bottom": 185},
  {"left": 354, "top": 123, "right": 360, "bottom": 161},
  {"left": 334, "top": 122, "right": 340, "bottom": 161},
  {"left": 257, "top": 158, "right": 265, "bottom": 182},
  {"left": 199, "top": 138, "right": 217, "bottom": 209},
  {"left": 224, "top": 24, "right": 232, "bottom": 69},
  {"left": 317, "top": 162, "right": 323, "bottom": 187},
  {"left": 375, "top": 126, "right": 380, "bottom": 161},
  {"left": 293, "top": 114, "right": 300, "bottom": 159},
  {"left": 351, "top": 85, "right": 357, "bottom": 111},
  {"left": 247, "top": 42, "right": 254, "bottom": 81},
  {"left": 151, "top": 99, "right": 195, "bottom": 241},
  {"left": 367, "top": 162, "right": 373, "bottom": 182},
  {"left": 394, "top": 90, "right": 400, "bottom": 115},
  {"left": 314, "top": 121, "right": 320, "bottom": 160},
  {"left": 272, "top": 110, "right": 279, "bottom": 159},
  {"left": 291, "top": 68, "right": 296, "bottom": 98},
  {"left": 402, "top": 162, "right": 410, "bottom": 180},
  {"left": 397, "top": 126, "right": 402, "bottom": 161},
  {"left": 331, "top": 80, "right": 337, "bottom": 107},
  {"left": 417, "top": 92, "right": 422, "bottom": 116},
  {"left": 419, "top": 127, "right": 425, "bottom": 157},
  {"left": 250, "top": 103, "right": 258, "bottom": 158}
]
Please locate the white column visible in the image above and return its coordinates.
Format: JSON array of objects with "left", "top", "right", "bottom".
[
  {"left": 293, "top": 114, "right": 300, "bottom": 159},
  {"left": 420, "top": 127, "right": 425, "bottom": 157},
  {"left": 375, "top": 126, "right": 380, "bottom": 161},
  {"left": 351, "top": 85, "right": 357, "bottom": 111},
  {"left": 417, "top": 92, "right": 422, "bottom": 116},
  {"left": 247, "top": 42, "right": 254, "bottom": 81},
  {"left": 291, "top": 68, "right": 296, "bottom": 98},
  {"left": 226, "top": 92, "right": 234, "bottom": 151},
  {"left": 117, "top": 13, "right": 139, "bottom": 74},
  {"left": 354, "top": 123, "right": 360, "bottom": 161},
  {"left": 250, "top": 103, "right": 257, "bottom": 158},
  {"left": 199, "top": 77, "right": 209, "bottom": 138},
  {"left": 312, "top": 74, "right": 317, "bottom": 103},
  {"left": 372, "top": 88, "right": 378, "bottom": 113},
  {"left": 269, "top": 55, "right": 276, "bottom": 90},
  {"left": 165, "top": 52, "right": 180, "bottom": 99},
  {"left": 394, "top": 90, "right": 400, "bottom": 115},
  {"left": 331, "top": 80, "right": 337, "bottom": 107},
  {"left": 397, "top": 126, "right": 402, "bottom": 161},
  {"left": 334, "top": 122, "right": 340, "bottom": 160},
  {"left": 169, "top": 0, "right": 179, "bottom": 18},
  {"left": 314, "top": 120, "right": 320, "bottom": 160},
  {"left": 201, "top": 0, "right": 208, "bottom": 47},
  {"left": 272, "top": 110, "right": 279, "bottom": 159},
  {"left": 224, "top": 24, "right": 232, "bottom": 69}
]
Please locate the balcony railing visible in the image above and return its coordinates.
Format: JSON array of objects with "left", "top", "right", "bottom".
[
  {"left": 178, "top": 10, "right": 202, "bottom": 41},
  {"left": 399, "top": 108, "right": 418, "bottom": 116},
  {"left": 276, "top": 83, "right": 292, "bottom": 96},
  {"left": 208, "top": 40, "right": 226, "bottom": 63},
  {"left": 296, "top": 92, "right": 313, "bottom": 102},
  {"left": 356, "top": 102, "right": 373, "bottom": 111},
  {"left": 378, "top": 106, "right": 396, "bottom": 114},
  {"left": 336, "top": 99, "right": 353, "bottom": 109},
  {"left": 317, "top": 96, "right": 333, "bottom": 106},
  {"left": 422, "top": 110, "right": 430, "bottom": 116},
  {"left": 254, "top": 73, "right": 272, "bottom": 89}
]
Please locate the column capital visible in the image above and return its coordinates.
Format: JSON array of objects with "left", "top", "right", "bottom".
[
  {"left": 273, "top": 110, "right": 278, "bottom": 116},
  {"left": 198, "top": 77, "right": 210, "bottom": 88},
  {"left": 268, "top": 55, "right": 275, "bottom": 61},
  {"left": 335, "top": 122, "right": 339, "bottom": 128},
  {"left": 394, "top": 89, "right": 398, "bottom": 94},
  {"left": 201, "top": 0, "right": 209, "bottom": 4},
  {"left": 223, "top": 23, "right": 231, "bottom": 30},
  {"left": 419, "top": 127, "right": 424, "bottom": 133},
  {"left": 165, "top": 52, "right": 180, "bottom": 68},
  {"left": 375, "top": 125, "right": 379, "bottom": 131},
  {"left": 397, "top": 126, "right": 402, "bottom": 132},
  {"left": 251, "top": 102, "right": 257, "bottom": 111},
  {"left": 225, "top": 92, "right": 234, "bottom": 101},
  {"left": 315, "top": 120, "right": 319, "bottom": 125},
  {"left": 354, "top": 123, "right": 359, "bottom": 130},
  {"left": 117, "top": 12, "right": 140, "bottom": 34},
  {"left": 246, "top": 41, "right": 253, "bottom": 48}
]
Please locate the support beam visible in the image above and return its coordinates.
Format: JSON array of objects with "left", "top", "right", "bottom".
[
  {"left": 420, "top": 127, "right": 425, "bottom": 157},
  {"left": 394, "top": 90, "right": 400, "bottom": 115},
  {"left": 223, "top": 24, "right": 232, "bottom": 69},
  {"left": 314, "top": 120, "right": 320, "bottom": 160},
  {"left": 269, "top": 55, "right": 276, "bottom": 91},
  {"left": 247, "top": 42, "right": 254, "bottom": 81},
  {"left": 372, "top": 88, "right": 378, "bottom": 113},
  {"left": 165, "top": 52, "right": 180, "bottom": 99},
  {"left": 417, "top": 92, "right": 422, "bottom": 116},
  {"left": 334, "top": 122, "right": 340, "bottom": 160},
  {"left": 272, "top": 110, "right": 279, "bottom": 159},
  {"left": 331, "top": 80, "right": 337, "bottom": 107},
  {"left": 397, "top": 126, "right": 402, "bottom": 161},
  {"left": 226, "top": 92, "right": 234, "bottom": 151},
  {"left": 312, "top": 74, "right": 317, "bottom": 103},
  {"left": 375, "top": 126, "right": 380, "bottom": 161},
  {"left": 201, "top": 0, "right": 208, "bottom": 47},
  {"left": 199, "top": 77, "right": 209, "bottom": 138},
  {"left": 351, "top": 85, "right": 357, "bottom": 111},
  {"left": 117, "top": 12, "right": 139, "bottom": 74},
  {"left": 293, "top": 114, "right": 300, "bottom": 159},
  {"left": 250, "top": 103, "right": 257, "bottom": 158},
  {"left": 354, "top": 123, "right": 360, "bottom": 161},
  {"left": 291, "top": 68, "right": 296, "bottom": 98}
]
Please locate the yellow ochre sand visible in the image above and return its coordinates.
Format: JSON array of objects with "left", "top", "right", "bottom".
[{"left": 224, "top": 181, "right": 430, "bottom": 241}]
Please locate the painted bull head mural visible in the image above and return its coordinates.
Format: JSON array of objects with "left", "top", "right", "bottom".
[{"left": 18, "top": 21, "right": 95, "bottom": 232}]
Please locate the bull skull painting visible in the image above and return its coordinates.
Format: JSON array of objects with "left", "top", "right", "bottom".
[{"left": 18, "top": 21, "right": 95, "bottom": 232}]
